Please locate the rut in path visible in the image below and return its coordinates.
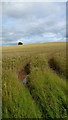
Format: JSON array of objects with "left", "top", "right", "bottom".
[
  {"left": 18, "top": 63, "right": 30, "bottom": 83},
  {"left": 48, "top": 58, "right": 64, "bottom": 76}
]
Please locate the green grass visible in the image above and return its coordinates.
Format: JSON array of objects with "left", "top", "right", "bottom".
[{"left": 2, "top": 42, "right": 68, "bottom": 119}]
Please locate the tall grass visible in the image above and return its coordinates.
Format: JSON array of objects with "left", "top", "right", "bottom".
[{"left": 2, "top": 42, "right": 68, "bottom": 118}]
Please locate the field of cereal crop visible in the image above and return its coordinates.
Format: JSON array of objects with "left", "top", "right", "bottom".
[{"left": 2, "top": 42, "right": 68, "bottom": 119}]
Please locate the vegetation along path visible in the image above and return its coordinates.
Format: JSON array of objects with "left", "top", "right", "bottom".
[{"left": 2, "top": 42, "right": 68, "bottom": 119}]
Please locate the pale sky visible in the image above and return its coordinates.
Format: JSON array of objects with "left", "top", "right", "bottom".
[{"left": 1, "top": 2, "right": 66, "bottom": 46}]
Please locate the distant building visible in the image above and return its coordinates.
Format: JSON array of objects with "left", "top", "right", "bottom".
[{"left": 18, "top": 42, "right": 23, "bottom": 45}]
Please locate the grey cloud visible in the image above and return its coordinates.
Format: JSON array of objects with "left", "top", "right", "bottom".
[{"left": 2, "top": 2, "right": 66, "bottom": 45}]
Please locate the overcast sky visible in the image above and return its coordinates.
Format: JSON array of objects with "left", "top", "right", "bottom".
[{"left": 1, "top": 2, "right": 66, "bottom": 46}]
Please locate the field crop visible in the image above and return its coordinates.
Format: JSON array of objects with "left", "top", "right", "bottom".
[{"left": 2, "top": 42, "right": 68, "bottom": 119}]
